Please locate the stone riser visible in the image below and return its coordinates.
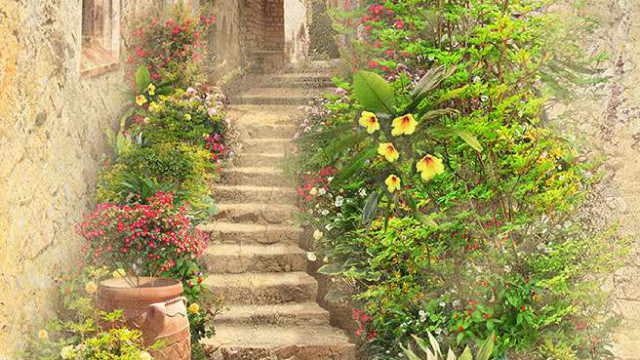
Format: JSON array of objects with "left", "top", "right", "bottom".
[
  {"left": 206, "top": 279, "right": 317, "bottom": 305},
  {"left": 260, "top": 81, "right": 333, "bottom": 89},
  {"left": 213, "top": 204, "right": 297, "bottom": 225},
  {"left": 222, "top": 170, "right": 292, "bottom": 187},
  {"left": 204, "top": 252, "right": 306, "bottom": 274},
  {"left": 207, "top": 228, "right": 303, "bottom": 246},
  {"left": 242, "top": 140, "right": 290, "bottom": 154},
  {"left": 243, "top": 125, "right": 297, "bottom": 139},
  {"left": 213, "top": 186, "right": 297, "bottom": 204}
]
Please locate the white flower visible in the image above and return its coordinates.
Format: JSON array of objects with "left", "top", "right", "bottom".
[
  {"left": 439, "top": 301, "right": 446, "bottom": 308},
  {"left": 187, "top": 87, "right": 198, "bottom": 97},
  {"left": 434, "top": 327, "right": 442, "bottom": 335},
  {"left": 208, "top": 107, "right": 218, "bottom": 117},
  {"left": 418, "top": 310, "right": 426, "bottom": 317},
  {"left": 321, "top": 210, "right": 329, "bottom": 216},
  {"left": 319, "top": 188, "right": 327, "bottom": 196},
  {"left": 334, "top": 196, "right": 344, "bottom": 207},
  {"left": 310, "top": 187, "right": 318, "bottom": 196},
  {"left": 139, "top": 352, "right": 152, "bottom": 360},
  {"left": 60, "top": 345, "right": 76, "bottom": 359},
  {"left": 325, "top": 223, "right": 334, "bottom": 231},
  {"left": 327, "top": 176, "right": 334, "bottom": 183},
  {"left": 452, "top": 299, "right": 461, "bottom": 307},
  {"left": 358, "top": 188, "right": 367, "bottom": 197},
  {"left": 307, "top": 252, "right": 317, "bottom": 261},
  {"left": 313, "top": 229, "right": 324, "bottom": 241}
]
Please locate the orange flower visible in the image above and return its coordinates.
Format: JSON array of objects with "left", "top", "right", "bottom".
[
  {"left": 385, "top": 174, "right": 401, "bottom": 192},
  {"left": 358, "top": 111, "right": 380, "bottom": 134},
  {"left": 391, "top": 114, "right": 417, "bottom": 136},
  {"left": 378, "top": 143, "right": 399, "bottom": 162},
  {"left": 416, "top": 154, "right": 444, "bottom": 181}
]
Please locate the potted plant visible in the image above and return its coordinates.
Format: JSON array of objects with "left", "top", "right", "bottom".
[{"left": 78, "top": 191, "right": 210, "bottom": 360}]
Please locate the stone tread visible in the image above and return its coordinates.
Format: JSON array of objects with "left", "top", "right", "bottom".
[
  {"left": 202, "top": 324, "right": 354, "bottom": 350},
  {"left": 204, "top": 272, "right": 318, "bottom": 305},
  {"left": 215, "top": 302, "right": 329, "bottom": 325},
  {"left": 223, "top": 167, "right": 284, "bottom": 175},
  {"left": 205, "top": 272, "right": 315, "bottom": 289},
  {"left": 212, "top": 184, "right": 297, "bottom": 204},
  {"left": 213, "top": 203, "right": 297, "bottom": 224},
  {"left": 199, "top": 221, "right": 302, "bottom": 234},
  {"left": 203, "top": 243, "right": 307, "bottom": 274}
]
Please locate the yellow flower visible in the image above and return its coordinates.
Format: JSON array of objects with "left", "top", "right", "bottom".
[
  {"left": 184, "top": 114, "right": 192, "bottom": 121},
  {"left": 358, "top": 111, "right": 380, "bottom": 134},
  {"left": 378, "top": 143, "right": 399, "bottom": 162},
  {"left": 149, "top": 101, "right": 162, "bottom": 114},
  {"left": 385, "top": 174, "right": 401, "bottom": 193},
  {"left": 112, "top": 269, "right": 126, "bottom": 279},
  {"left": 37, "top": 329, "right": 48, "bottom": 341},
  {"left": 416, "top": 154, "right": 445, "bottom": 181},
  {"left": 188, "top": 303, "right": 200, "bottom": 315},
  {"left": 60, "top": 345, "right": 75, "bottom": 359},
  {"left": 147, "top": 83, "right": 156, "bottom": 96},
  {"left": 391, "top": 114, "right": 417, "bottom": 136},
  {"left": 139, "top": 352, "right": 152, "bottom": 360},
  {"left": 85, "top": 281, "right": 97, "bottom": 295},
  {"left": 198, "top": 105, "right": 204, "bottom": 112},
  {"left": 135, "top": 95, "right": 147, "bottom": 106}
]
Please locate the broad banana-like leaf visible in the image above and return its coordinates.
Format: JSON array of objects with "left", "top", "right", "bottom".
[
  {"left": 331, "top": 145, "right": 377, "bottom": 185},
  {"left": 427, "top": 332, "right": 442, "bottom": 356},
  {"left": 447, "top": 349, "right": 457, "bottom": 360},
  {"left": 400, "top": 345, "right": 423, "bottom": 360},
  {"left": 458, "top": 347, "right": 473, "bottom": 360},
  {"left": 353, "top": 70, "right": 395, "bottom": 114},
  {"left": 477, "top": 332, "right": 495, "bottom": 360},
  {"left": 360, "top": 190, "right": 380, "bottom": 227},
  {"left": 407, "top": 66, "right": 456, "bottom": 111},
  {"left": 452, "top": 129, "right": 483, "bottom": 152}
]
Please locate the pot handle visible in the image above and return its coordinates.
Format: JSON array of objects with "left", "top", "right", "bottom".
[{"left": 145, "top": 296, "right": 188, "bottom": 329}]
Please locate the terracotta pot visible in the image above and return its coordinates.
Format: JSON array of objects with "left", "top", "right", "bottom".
[{"left": 97, "top": 277, "right": 191, "bottom": 360}]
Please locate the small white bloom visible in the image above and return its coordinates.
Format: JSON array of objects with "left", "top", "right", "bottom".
[
  {"left": 310, "top": 187, "right": 318, "bottom": 196},
  {"left": 186, "top": 87, "right": 198, "bottom": 97},
  {"left": 307, "top": 252, "right": 317, "bottom": 261},
  {"left": 434, "top": 327, "right": 442, "bottom": 335},
  {"left": 319, "top": 188, "right": 327, "bottom": 196},
  {"left": 313, "top": 229, "right": 324, "bottom": 241},
  {"left": 321, "top": 210, "right": 329, "bottom": 216},
  {"left": 325, "top": 223, "right": 334, "bottom": 231},
  {"left": 452, "top": 299, "right": 461, "bottom": 307},
  {"left": 335, "top": 196, "right": 344, "bottom": 207},
  {"left": 358, "top": 188, "right": 367, "bottom": 197},
  {"left": 439, "top": 301, "right": 446, "bottom": 308}
]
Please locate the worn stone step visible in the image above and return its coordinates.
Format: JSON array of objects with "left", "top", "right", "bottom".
[
  {"left": 203, "top": 243, "right": 307, "bottom": 274},
  {"left": 204, "top": 272, "right": 318, "bottom": 305},
  {"left": 203, "top": 324, "right": 356, "bottom": 360},
  {"left": 215, "top": 302, "right": 330, "bottom": 326},
  {"left": 234, "top": 152, "right": 285, "bottom": 167},
  {"left": 222, "top": 167, "right": 291, "bottom": 186},
  {"left": 231, "top": 88, "right": 315, "bottom": 106},
  {"left": 242, "top": 138, "right": 291, "bottom": 154},
  {"left": 242, "top": 124, "right": 297, "bottom": 139},
  {"left": 214, "top": 203, "right": 297, "bottom": 224},
  {"left": 213, "top": 185, "right": 297, "bottom": 204},
  {"left": 198, "top": 222, "right": 304, "bottom": 245}
]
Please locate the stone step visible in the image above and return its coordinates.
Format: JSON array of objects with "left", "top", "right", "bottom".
[
  {"left": 213, "top": 203, "right": 297, "bottom": 224},
  {"left": 231, "top": 88, "right": 316, "bottom": 106},
  {"left": 242, "top": 124, "right": 297, "bottom": 139},
  {"left": 221, "top": 167, "right": 291, "bottom": 187},
  {"left": 203, "top": 243, "right": 307, "bottom": 274},
  {"left": 213, "top": 185, "right": 297, "bottom": 204},
  {"left": 198, "top": 221, "right": 304, "bottom": 245},
  {"left": 242, "top": 138, "right": 291, "bottom": 154},
  {"left": 234, "top": 152, "right": 285, "bottom": 167},
  {"left": 203, "top": 324, "right": 356, "bottom": 360},
  {"left": 204, "top": 272, "right": 318, "bottom": 305},
  {"left": 215, "top": 302, "right": 330, "bottom": 326}
]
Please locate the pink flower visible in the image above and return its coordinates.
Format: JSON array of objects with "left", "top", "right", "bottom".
[
  {"left": 395, "top": 19, "right": 405, "bottom": 29},
  {"left": 368, "top": 60, "right": 379, "bottom": 68}
]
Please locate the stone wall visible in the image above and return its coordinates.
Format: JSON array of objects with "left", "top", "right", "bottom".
[
  {"left": 0, "top": 0, "right": 159, "bottom": 357},
  {"left": 284, "top": 0, "right": 310, "bottom": 63}
]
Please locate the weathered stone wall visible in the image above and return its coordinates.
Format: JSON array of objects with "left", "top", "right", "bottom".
[
  {"left": 284, "top": 0, "right": 310, "bottom": 63},
  {"left": 0, "top": 0, "right": 158, "bottom": 357}
]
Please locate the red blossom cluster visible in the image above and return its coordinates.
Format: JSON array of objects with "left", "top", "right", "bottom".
[
  {"left": 78, "top": 191, "right": 209, "bottom": 275},
  {"left": 296, "top": 166, "right": 339, "bottom": 200},
  {"left": 353, "top": 309, "right": 376, "bottom": 341},
  {"left": 205, "top": 133, "right": 230, "bottom": 163},
  {"left": 126, "top": 14, "right": 216, "bottom": 81}
]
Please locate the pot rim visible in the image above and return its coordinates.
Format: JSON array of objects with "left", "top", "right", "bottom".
[{"left": 98, "top": 277, "right": 184, "bottom": 304}]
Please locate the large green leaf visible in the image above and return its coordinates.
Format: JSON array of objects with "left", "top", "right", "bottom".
[
  {"left": 407, "top": 66, "right": 456, "bottom": 111},
  {"left": 360, "top": 190, "right": 380, "bottom": 227},
  {"left": 477, "top": 332, "right": 495, "bottom": 360},
  {"left": 135, "top": 65, "right": 151, "bottom": 93},
  {"left": 352, "top": 71, "right": 395, "bottom": 114},
  {"left": 452, "top": 129, "right": 483, "bottom": 152},
  {"left": 331, "top": 145, "right": 378, "bottom": 185},
  {"left": 317, "top": 263, "right": 343, "bottom": 276}
]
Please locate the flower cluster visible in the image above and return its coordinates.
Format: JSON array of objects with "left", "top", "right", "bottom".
[
  {"left": 205, "top": 133, "right": 231, "bottom": 164},
  {"left": 79, "top": 191, "right": 209, "bottom": 276},
  {"left": 353, "top": 309, "right": 376, "bottom": 341},
  {"left": 296, "top": 166, "right": 339, "bottom": 200}
]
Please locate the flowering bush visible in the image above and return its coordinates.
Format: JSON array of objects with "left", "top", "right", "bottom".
[
  {"left": 79, "top": 191, "right": 209, "bottom": 285},
  {"left": 127, "top": 7, "right": 216, "bottom": 85},
  {"left": 292, "top": 1, "right": 628, "bottom": 359}
]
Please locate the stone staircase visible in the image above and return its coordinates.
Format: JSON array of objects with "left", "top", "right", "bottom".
[{"left": 201, "top": 69, "right": 356, "bottom": 360}]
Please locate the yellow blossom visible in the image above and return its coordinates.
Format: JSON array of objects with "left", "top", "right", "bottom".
[
  {"left": 135, "top": 95, "right": 147, "bottom": 106},
  {"left": 378, "top": 143, "right": 399, "bottom": 162},
  {"left": 147, "top": 83, "right": 156, "bottom": 96},
  {"left": 149, "top": 101, "right": 162, "bottom": 113},
  {"left": 198, "top": 105, "right": 204, "bottom": 112},
  {"left": 112, "top": 269, "right": 126, "bottom": 279},
  {"left": 416, "top": 154, "right": 445, "bottom": 181},
  {"left": 391, "top": 114, "right": 417, "bottom": 136},
  {"left": 85, "top": 281, "right": 97, "bottom": 295},
  {"left": 188, "top": 303, "right": 200, "bottom": 315},
  {"left": 385, "top": 174, "right": 401, "bottom": 192},
  {"left": 184, "top": 114, "right": 192, "bottom": 121},
  {"left": 37, "top": 329, "right": 48, "bottom": 341},
  {"left": 60, "top": 345, "right": 75, "bottom": 359},
  {"left": 358, "top": 111, "right": 380, "bottom": 134},
  {"left": 139, "top": 352, "right": 152, "bottom": 360}
]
